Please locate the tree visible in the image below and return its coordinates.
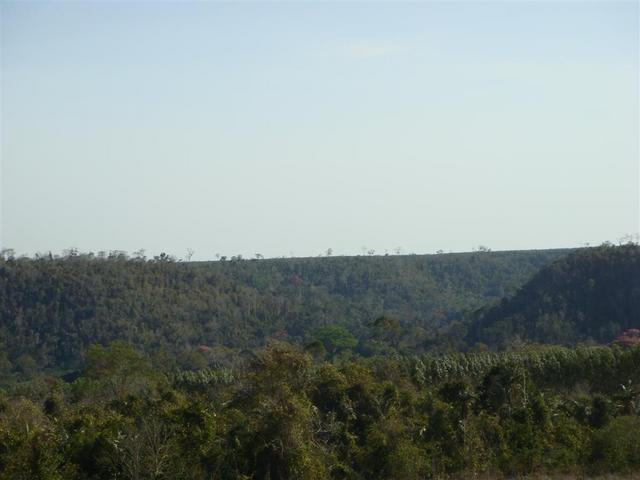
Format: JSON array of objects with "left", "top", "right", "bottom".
[
  {"left": 241, "top": 344, "right": 327, "bottom": 480},
  {"left": 369, "top": 315, "right": 403, "bottom": 349},
  {"left": 312, "top": 326, "right": 357, "bottom": 360},
  {"left": 82, "top": 341, "right": 158, "bottom": 399}
]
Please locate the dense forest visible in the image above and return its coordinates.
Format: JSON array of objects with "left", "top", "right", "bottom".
[
  {"left": 466, "top": 243, "right": 640, "bottom": 349},
  {"left": 1, "top": 244, "right": 639, "bottom": 479},
  {"left": 1, "top": 342, "right": 639, "bottom": 479},
  {"left": 0, "top": 248, "right": 567, "bottom": 372}
]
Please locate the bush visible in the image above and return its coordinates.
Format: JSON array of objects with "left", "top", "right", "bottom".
[{"left": 590, "top": 416, "right": 640, "bottom": 472}]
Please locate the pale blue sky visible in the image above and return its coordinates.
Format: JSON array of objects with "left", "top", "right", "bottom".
[{"left": 1, "top": 1, "right": 638, "bottom": 259}]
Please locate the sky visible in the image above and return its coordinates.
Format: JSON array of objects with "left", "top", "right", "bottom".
[{"left": 1, "top": 1, "right": 638, "bottom": 260}]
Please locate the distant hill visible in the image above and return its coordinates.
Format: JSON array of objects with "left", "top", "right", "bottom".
[
  {"left": 0, "top": 249, "right": 568, "bottom": 370},
  {"left": 466, "top": 244, "right": 640, "bottom": 349}
]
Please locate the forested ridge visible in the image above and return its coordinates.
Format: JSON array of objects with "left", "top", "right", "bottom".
[
  {"left": 466, "top": 244, "right": 640, "bottom": 349},
  {"left": 0, "top": 248, "right": 568, "bottom": 372}
]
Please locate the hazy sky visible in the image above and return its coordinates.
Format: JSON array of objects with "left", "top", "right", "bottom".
[{"left": 1, "top": 1, "right": 638, "bottom": 260}]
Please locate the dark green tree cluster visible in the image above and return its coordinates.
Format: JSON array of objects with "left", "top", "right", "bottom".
[
  {"left": 1, "top": 341, "right": 639, "bottom": 480},
  {"left": 466, "top": 244, "right": 640, "bottom": 349}
]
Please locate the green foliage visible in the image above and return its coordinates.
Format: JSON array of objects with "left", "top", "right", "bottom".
[
  {"left": 0, "top": 248, "right": 568, "bottom": 371},
  {"left": 312, "top": 325, "right": 358, "bottom": 359},
  {"left": 590, "top": 416, "right": 640, "bottom": 472},
  {"left": 75, "top": 341, "right": 162, "bottom": 402},
  {"left": 0, "top": 343, "right": 639, "bottom": 479},
  {"left": 1, "top": 245, "right": 639, "bottom": 477},
  {"left": 368, "top": 315, "right": 403, "bottom": 350},
  {"left": 468, "top": 244, "right": 640, "bottom": 348},
  {"left": 410, "top": 345, "right": 640, "bottom": 394}
]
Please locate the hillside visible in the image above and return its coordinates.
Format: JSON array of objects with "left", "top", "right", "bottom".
[
  {"left": 0, "top": 249, "right": 568, "bottom": 370},
  {"left": 467, "top": 244, "right": 640, "bottom": 349}
]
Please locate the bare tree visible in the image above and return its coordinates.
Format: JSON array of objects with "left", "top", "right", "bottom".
[
  {"left": 133, "top": 249, "right": 147, "bottom": 261},
  {"left": 63, "top": 247, "right": 79, "bottom": 258},
  {"left": 111, "top": 418, "right": 175, "bottom": 480}
]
